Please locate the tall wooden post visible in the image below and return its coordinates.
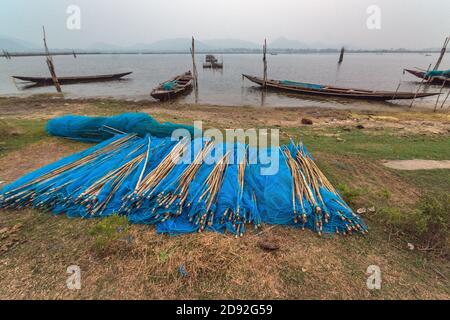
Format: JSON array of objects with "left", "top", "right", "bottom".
[
  {"left": 263, "top": 39, "right": 267, "bottom": 88},
  {"left": 42, "top": 26, "right": 62, "bottom": 93},
  {"left": 433, "top": 36, "right": 449, "bottom": 71},
  {"left": 191, "top": 37, "right": 198, "bottom": 88},
  {"left": 409, "top": 63, "right": 431, "bottom": 109},
  {"left": 338, "top": 46, "right": 345, "bottom": 64}
]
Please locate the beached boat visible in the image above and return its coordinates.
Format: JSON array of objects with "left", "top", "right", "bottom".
[
  {"left": 12, "top": 72, "right": 132, "bottom": 86},
  {"left": 242, "top": 74, "right": 439, "bottom": 101},
  {"left": 404, "top": 69, "right": 450, "bottom": 86},
  {"left": 151, "top": 71, "right": 193, "bottom": 101}
]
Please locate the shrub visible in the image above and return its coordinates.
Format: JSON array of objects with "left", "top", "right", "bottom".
[
  {"left": 380, "top": 193, "right": 449, "bottom": 256},
  {"left": 89, "top": 215, "right": 129, "bottom": 254},
  {"left": 336, "top": 183, "right": 362, "bottom": 206}
]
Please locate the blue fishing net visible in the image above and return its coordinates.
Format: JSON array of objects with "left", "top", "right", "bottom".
[
  {"left": 0, "top": 114, "right": 367, "bottom": 236},
  {"left": 46, "top": 113, "right": 196, "bottom": 142},
  {"left": 1, "top": 116, "right": 368, "bottom": 237},
  {"left": 162, "top": 80, "right": 177, "bottom": 90}
]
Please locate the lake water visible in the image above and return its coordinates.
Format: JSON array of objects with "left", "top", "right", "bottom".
[{"left": 0, "top": 53, "right": 447, "bottom": 109}]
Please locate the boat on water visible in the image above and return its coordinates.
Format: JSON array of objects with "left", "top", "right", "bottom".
[
  {"left": 151, "top": 71, "right": 193, "bottom": 101},
  {"left": 12, "top": 72, "right": 132, "bottom": 86},
  {"left": 242, "top": 74, "right": 439, "bottom": 101},
  {"left": 404, "top": 68, "right": 450, "bottom": 86},
  {"left": 203, "top": 54, "right": 223, "bottom": 69}
]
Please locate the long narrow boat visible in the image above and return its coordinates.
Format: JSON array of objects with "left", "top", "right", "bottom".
[
  {"left": 12, "top": 72, "right": 132, "bottom": 86},
  {"left": 151, "top": 71, "right": 193, "bottom": 101},
  {"left": 242, "top": 74, "right": 439, "bottom": 101},
  {"left": 404, "top": 69, "right": 450, "bottom": 86}
]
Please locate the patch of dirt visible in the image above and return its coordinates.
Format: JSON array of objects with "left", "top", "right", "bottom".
[
  {"left": 0, "top": 138, "right": 86, "bottom": 183},
  {"left": 382, "top": 160, "right": 450, "bottom": 171},
  {"left": 316, "top": 153, "right": 420, "bottom": 208},
  {"left": 0, "top": 223, "right": 24, "bottom": 255}
]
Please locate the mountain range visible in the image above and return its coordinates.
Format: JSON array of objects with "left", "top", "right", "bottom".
[{"left": 0, "top": 35, "right": 338, "bottom": 52}]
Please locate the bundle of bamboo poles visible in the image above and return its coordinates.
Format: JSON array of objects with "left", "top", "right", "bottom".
[{"left": 0, "top": 133, "right": 368, "bottom": 237}]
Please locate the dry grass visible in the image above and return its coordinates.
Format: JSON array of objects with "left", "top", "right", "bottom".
[{"left": 0, "top": 96, "right": 449, "bottom": 299}]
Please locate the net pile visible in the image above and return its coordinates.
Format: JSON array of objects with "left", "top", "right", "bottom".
[
  {"left": 46, "top": 113, "right": 196, "bottom": 142},
  {"left": 0, "top": 133, "right": 368, "bottom": 237}
]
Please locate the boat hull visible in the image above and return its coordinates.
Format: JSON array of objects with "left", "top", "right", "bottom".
[
  {"left": 12, "top": 72, "right": 132, "bottom": 86},
  {"left": 404, "top": 69, "right": 450, "bottom": 86},
  {"left": 151, "top": 71, "right": 193, "bottom": 101},
  {"left": 243, "top": 74, "right": 439, "bottom": 101}
]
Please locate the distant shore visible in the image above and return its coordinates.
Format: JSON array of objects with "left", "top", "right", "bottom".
[{"left": 1, "top": 49, "right": 448, "bottom": 58}]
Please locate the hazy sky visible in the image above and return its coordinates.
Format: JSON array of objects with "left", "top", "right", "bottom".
[{"left": 1, "top": 0, "right": 449, "bottom": 49}]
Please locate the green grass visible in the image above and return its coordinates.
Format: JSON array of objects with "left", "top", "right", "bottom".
[
  {"left": 283, "top": 127, "right": 450, "bottom": 160},
  {"left": 396, "top": 169, "right": 450, "bottom": 194},
  {"left": 0, "top": 119, "right": 47, "bottom": 156}
]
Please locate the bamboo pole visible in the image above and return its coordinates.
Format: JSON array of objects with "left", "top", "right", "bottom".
[
  {"left": 392, "top": 81, "right": 402, "bottom": 100},
  {"left": 409, "top": 63, "right": 431, "bottom": 108},
  {"left": 338, "top": 46, "right": 345, "bottom": 64},
  {"left": 42, "top": 26, "right": 62, "bottom": 93},
  {"left": 191, "top": 37, "right": 198, "bottom": 88},
  {"left": 440, "top": 90, "right": 450, "bottom": 110},
  {"left": 433, "top": 36, "right": 449, "bottom": 71},
  {"left": 434, "top": 80, "right": 447, "bottom": 112},
  {"left": 263, "top": 39, "right": 267, "bottom": 88}
]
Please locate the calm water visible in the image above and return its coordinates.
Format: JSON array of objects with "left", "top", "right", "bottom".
[{"left": 0, "top": 53, "right": 447, "bottom": 109}]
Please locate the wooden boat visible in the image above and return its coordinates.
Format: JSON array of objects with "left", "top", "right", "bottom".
[
  {"left": 205, "top": 55, "right": 218, "bottom": 63},
  {"left": 242, "top": 74, "right": 439, "bottom": 101},
  {"left": 404, "top": 69, "right": 449, "bottom": 86},
  {"left": 12, "top": 72, "right": 132, "bottom": 86},
  {"left": 203, "top": 61, "right": 223, "bottom": 69},
  {"left": 151, "top": 71, "right": 193, "bottom": 101}
]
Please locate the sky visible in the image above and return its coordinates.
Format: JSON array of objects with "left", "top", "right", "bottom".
[{"left": 1, "top": 0, "right": 449, "bottom": 49}]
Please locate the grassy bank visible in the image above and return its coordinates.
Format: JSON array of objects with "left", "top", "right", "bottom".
[{"left": 0, "top": 96, "right": 449, "bottom": 299}]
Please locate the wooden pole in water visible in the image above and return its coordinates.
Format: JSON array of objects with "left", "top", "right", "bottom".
[
  {"left": 440, "top": 90, "right": 450, "bottom": 110},
  {"left": 409, "top": 63, "right": 431, "bottom": 108},
  {"left": 433, "top": 36, "right": 449, "bottom": 71},
  {"left": 191, "top": 37, "right": 198, "bottom": 88},
  {"left": 42, "top": 26, "right": 62, "bottom": 93},
  {"left": 434, "top": 80, "right": 447, "bottom": 111},
  {"left": 263, "top": 39, "right": 267, "bottom": 88},
  {"left": 338, "top": 46, "right": 345, "bottom": 64}
]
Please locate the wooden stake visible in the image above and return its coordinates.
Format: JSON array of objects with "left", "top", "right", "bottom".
[
  {"left": 338, "top": 46, "right": 345, "bottom": 64},
  {"left": 191, "top": 37, "right": 198, "bottom": 88},
  {"left": 433, "top": 36, "right": 449, "bottom": 71},
  {"left": 434, "top": 80, "right": 447, "bottom": 111},
  {"left": 263, "top": 39, "right": 267, "bottom": 88},
  {"left": 409, "top": 63, "right": 431, "bottom": 108},
  {"left": 440, "top": 90, "right": 450, "bottom": 110},
  {"left": 392, "top": 82, "right": 402, "bottom": 100},
  {"left": 42, "top": 26, "right": 62, "bottom": 93}
]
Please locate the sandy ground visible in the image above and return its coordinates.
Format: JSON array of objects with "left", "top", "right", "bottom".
[
  {"left": 383, "top": 159, "right": 450, "bottom": 170},
  {"left": 1, "top": 96, "right": 449, "bottom": 136}
]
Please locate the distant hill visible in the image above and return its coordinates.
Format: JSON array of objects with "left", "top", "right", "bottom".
[
  {"left": 0, "top": 35, "right": 39, "bottom": 52},
  {"left": 269, "top": 37, "right": 308, "bottom": 49},
  {"left": 203, "top": 39, "right": 260, "bottom": 50},
  {"left": 88, "top": 42, "right": 124, "bottom": 51},
  {"left": 128, "top": 38, "right": 211, "bottom": 52}
]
